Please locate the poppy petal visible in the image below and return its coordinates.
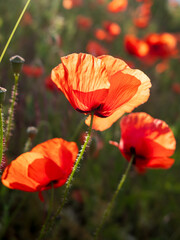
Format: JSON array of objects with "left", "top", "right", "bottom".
[
  {"left": 51, "top": 53, "right": 110, "bottom": 112},
  {"left": 1, "top": 152, "right": 44, "bottom": 192},
  {"left": 86, "top": 69, "right": 151, "bottom": 131},
  {"left": 98, "top": 55, "right": 129, "bottom": 77},
  {"left": 120, "top": 112, "right": 176, "bottom": 157}
]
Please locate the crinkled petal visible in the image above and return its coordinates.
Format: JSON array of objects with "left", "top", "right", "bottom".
[
  {"left": 86, "top": 68, "right": 151, "bottom": 131},
  {"left": 51, "top": 53, "right": 110, "bottom": 112}
]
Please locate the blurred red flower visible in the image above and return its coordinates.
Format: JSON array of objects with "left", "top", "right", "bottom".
[
  {"left": 21, "top": 12, "right": 33, "bottom": 26},
  {"left": 45, "top": 75, "right": 59, "bottom": 92},
  {"left": 86, "top": 41, "right": 108, "bottom": 56},
  {"left": 107, "top": 0, "right": 128, "bottom": 13},
  {"left": 63, "top": 0, "right": 83, "bottom": 9},
  {"left": 94, "top": 29, "right": 108, "bottom": 41},
  {"left": 125, "top": 35, "right": 149, "bottom": 57},
  {"left": 1, "top": 138, "right": 78, "bottom": 192},
  {"left": 23, "top": 64, "right": 43, "bottom": 78},
  {"left": 51, "top": 53, "right": 151, "bottom": 131},
  {"left": 145, "top": 33, "right": 178, "bottom": 58},
  {"left": 77, "top": 15, "right": 92, "bottom": 30},
  {"left": 103, "top": 21, "right": 121, "bottom": 36},
  {"left": 172, "top": 83, "right": 180, "bottom": 94},
  {"left": 110, "top": 112, "right": 176, "bottom": 172}
]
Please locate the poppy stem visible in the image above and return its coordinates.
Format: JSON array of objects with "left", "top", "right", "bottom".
[
  {"left": 0, "top": 106, "right": 4, "bottom": 166},
  {"left": 38, "top": 112, "right": 94, "bottom": 239},
  {"left": 0, "top": 0, "right": 31, "bottom": 63},
  {"left": 94, "top": 154, "right": 134, "bottom": 240},
  {"left": 38, "top": 185, "right": 54, "bottom": 240},
  {"left": 5, "top": 74, "right": 19, "bottom": 148}
]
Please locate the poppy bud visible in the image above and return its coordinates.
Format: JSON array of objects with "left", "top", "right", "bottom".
[
  {"left": 0, "top": 87, "right": 7, "bottom": 106},
  {"left": 27, "top": 126, "right": 38, "bottom": 140},
  {"left": 9, "top": 55, "right": 25, "bottom": 75}
]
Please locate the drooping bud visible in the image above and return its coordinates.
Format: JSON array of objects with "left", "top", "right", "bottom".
[{"left": 9, "top": 55, "right": 25, "bottom": 75}]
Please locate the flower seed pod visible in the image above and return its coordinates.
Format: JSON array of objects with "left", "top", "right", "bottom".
[{"left": 9, "top": 55, "right": 25, "bottom": 75}]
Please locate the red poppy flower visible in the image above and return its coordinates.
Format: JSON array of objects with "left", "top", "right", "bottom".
[
  {"left": 125, "top": 35, "right": 149, "bottom": 58},
  {"left": 1, "top": 138, "right": 78, "bottom": 192},
  {"left": 110, "top": 112, "right": 176, "bottom": 172},
  {"left": 77, "top": 15, "right": 92, "bottom": 30},
  {"left": 51, "top": 53, "right": 151, "bottom": 131},
  {"left": 107, "top": 0, "right": 128, "bottom": 13},
  {"left": 86, "top": 41, "right": 108, "bottom": 56},
  {"left": 23, "top": 64, "right": 43, "bottom": 78},
  {"left": 145, "top": 33, "right": 178, "bottom": 58}
]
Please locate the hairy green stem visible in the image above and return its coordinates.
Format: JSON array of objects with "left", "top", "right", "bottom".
[
  {"left": 38, "top": 112, "right": 94, "bottom": 240},
  {"left": 94, "top": 155, "right": 134, "bottom": 240},
  {"left": 5, "top": 74, "right": 19, "bottom": 147},
  {"left": 0, "top": 0, "right": 31, "bottom": 63},
  {"left": 0, "top": 106, "right": 3, "bottom": 166}
]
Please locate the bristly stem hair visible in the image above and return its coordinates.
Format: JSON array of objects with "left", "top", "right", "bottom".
[
  {"left": 37, "top": 112, "right": 94, "bottom": 240},
  {"left": 5, "top": 74, "right": 19, "bottom": 147},
  {"left": 94, "top": 154, "right": 134, "bottom": 240},
  {"left": 0, "top": 0, "right": 31, "bottom": 63}
]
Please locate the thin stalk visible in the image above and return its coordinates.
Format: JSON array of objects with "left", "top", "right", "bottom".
[
  {"left": 38, "top": 112, "right": 94, "bottom": 240},
  {"left": 5, "top": 74, "right": 19, "bottom": 147},
  {"left": 0, "top": 0, "right": 31, "bottom": 63},
  {"left": 94, "top": 155, "right": 134, "bottom": 240},
  {"left": 38, "top": 185, "right": 54, "bottom": 240},
  {"left": 0, "top": 106, "right": 3, "bottom": 165}
]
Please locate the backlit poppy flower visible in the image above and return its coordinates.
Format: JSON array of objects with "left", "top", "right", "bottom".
[
  {"left": 1, "top": 138, "right": 78, "bottom": 192},
  {"left": 51, "top": 53, "right": 151, "bottom": 131},
  {"left": 107, "top": 0, "right": 128, "bottom": 13},
  {"left": 125, "top": 35, "right": 149, "bottom": 58},
  {"left": 77, "top": 15, "right": 93, "bottom": 30},
  {"left": 23, "top": 64, "right": 43, "bottom": 78},
  {"left": 62, "top": 0, "right": 83, "bottom": 9},
  {"left": 145, "top": 33, "right": 178, "bottom": 58},
  {"left": 110, "top": 112, "right": 176, "bottom": 172},
  {"left": 86, "top": 41, "right": 108, "bottom": 56}
]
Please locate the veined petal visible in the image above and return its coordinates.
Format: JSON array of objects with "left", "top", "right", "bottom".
[
  {"left": 86, "top": 68, "right": 151, "bottom": 131},
  {"left": 98, "top": 55, "right": 129, "bottom": 77},
  {"left": 1, "top": 152, "right": 44, "bottom": 192},
  {"left": 51, "top": 53, "right": 110, "bottom": 112}
]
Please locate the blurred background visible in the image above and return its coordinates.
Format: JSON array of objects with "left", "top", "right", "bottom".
[{"left": 0, "top": 0, "right": 180, "bottom": 239}]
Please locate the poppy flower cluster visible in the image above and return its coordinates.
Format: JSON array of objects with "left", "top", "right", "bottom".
[
  {"left": 1, "top": 138, "right": 78, "bottom": 192},
  {"left": 51, "top": 53, "right": 151, "bottom": 131},
  {"left": 110, "top": 112, "right": 176, "bottom": 172},
  {"left": 94, "top": 21, "right": 121, "bottom": 43},
  {"left": 124, "top": 32, "right": 178, "bottom": 63}
]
